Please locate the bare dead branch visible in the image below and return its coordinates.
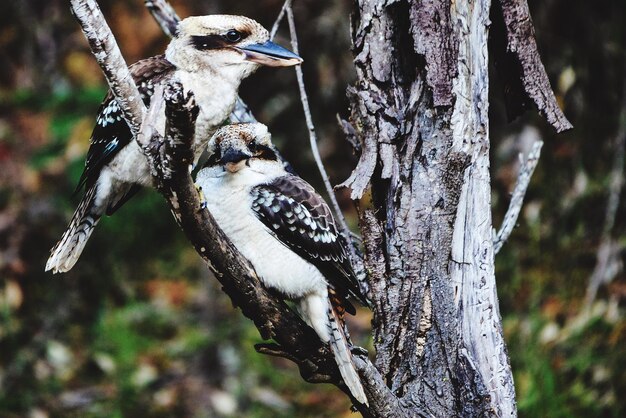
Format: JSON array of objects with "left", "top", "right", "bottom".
[
  {"left": 285, "top": 6, "right": 347, "bottom": 230},
  {"left": 496, "top": 0, "right": 572, "bottom": 132},
  {"left": 269, "top": 0, "right": 292, "bottom": 40},
  {"left": 352, "top": 356, "right": 416, "bottom": 418},
  {"left": 585, "top": 79, "right": 626, "bottom": 306},
  {"left": 493, "top": 140, "right": 543, "bottom": 254},
  {"left": 144, "top": 0, "right": 180, "bottom": 37},
  {"left": 71, "top": 1, "right": 360, "bottom": 409},
  {"left": 143, "top": 82, "right": 342, "bottom": 391},
  {"left": 70, "top": 0, "right": 145, "bottom": 135},
  {"left": 336, "top": 87, "right": 379, "bottom": 200}
]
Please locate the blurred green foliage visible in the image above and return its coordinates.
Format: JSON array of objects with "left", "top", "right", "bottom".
[{"left": 0, "top": 0, "right": 625, "bottom": 417}]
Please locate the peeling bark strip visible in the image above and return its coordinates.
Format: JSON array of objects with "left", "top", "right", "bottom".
[
  {"left": 496, "top": 0, "right": 573, "bottom": 132},
  {"left": 409, "top": 0, "right": 458, "bottom": 106},
  {"left": 348, "top": 0, "right": 488, "bottom": 413}
]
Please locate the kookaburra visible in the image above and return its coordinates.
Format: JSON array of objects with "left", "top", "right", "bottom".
[
  {"left": 195, "top": 123, "right": 369, "bottom": 406},
  {"left": 46, "top": 15, "right": 301, "bottom": 273}
]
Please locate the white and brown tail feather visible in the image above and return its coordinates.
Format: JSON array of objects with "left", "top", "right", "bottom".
[
  {"left": 46, "top": 185, "right": 101, "bottom": 273},
  {"left": 327, "top": 297, "right": 368, "bottom": 406}
]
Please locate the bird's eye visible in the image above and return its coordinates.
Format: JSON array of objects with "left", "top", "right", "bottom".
[
  {"left": 248, "top": 142, "right": 259, "bottom": 152},
  {"left": 225, "top": 30, "right": 242, "bottom": 43}
]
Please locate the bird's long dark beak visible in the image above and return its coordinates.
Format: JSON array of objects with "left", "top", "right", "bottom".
[
  {"left": 239, "top": 41, "right": 303, "bottom": 67},
  {"left": 220, "top": 149, "right": 250, "bottom": 164}
]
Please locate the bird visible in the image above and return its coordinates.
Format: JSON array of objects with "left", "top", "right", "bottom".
[
  {"left": 195, "top": 123, "right": 369, "bottom": 406},
  {"left": 46, "top": 15, "right": 302, "bottom": 273}
]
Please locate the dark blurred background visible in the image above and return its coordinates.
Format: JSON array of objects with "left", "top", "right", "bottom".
[{"left": 0, "top": 0, "right": 625, "bottom": 417}]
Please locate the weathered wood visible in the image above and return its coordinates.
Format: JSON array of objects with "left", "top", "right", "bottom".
[
  {"left": 449, "top": 1, "right": 517, "bottom": 414},
  {"left": 493, "top": 140, "right": 543, "bottom": 254},
  {"left": 344, "top": 0, "right": 520, "bottom": 415},
  {"left": 144, "top": 0, "right": 180, "bottom": 38},
  {"left": 494, "top": 0, "right": 572, "bottom": 132},
  {"left": 347, "top": 1, "right": 468, "bottom": 414},
  {"left": 410, "top": 0, "right": 458, "bottom": 106}
]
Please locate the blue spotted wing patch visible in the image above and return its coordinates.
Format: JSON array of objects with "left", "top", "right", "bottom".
[
  {"left": 76, "top": 55, "right": 175, "bottom": 192},
  {"left": 250, "top": 175, "right": 366, "bottom": 307}
]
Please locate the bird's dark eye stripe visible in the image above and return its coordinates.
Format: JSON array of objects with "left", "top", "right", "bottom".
[
  {"left": 253, "top": 144, "right": 278, "bottom": 161},
  {"left": 190, "top": 35, "right": 227, "bottom": 50},
  {"left": 190, "top": 31, "right": 250, "bottom": 51}
]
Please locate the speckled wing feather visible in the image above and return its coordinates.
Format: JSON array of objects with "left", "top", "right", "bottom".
[
  {"left": 250, "top": 175, "right": 367, "bottom": 309},
  {"left": 76, "top": 55, "right": 176, "bottom": 193}
]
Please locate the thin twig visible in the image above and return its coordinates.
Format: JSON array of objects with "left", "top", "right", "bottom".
[
  {"left": 269, "top": 0, "right": 292, "bottom": 40},
  {"left": 229, "top": 0, "right": 289, "bottom": 123},
  {"left": 285, "top": 6, "right": 355, "bottom": 255},
  {"left": 144, "top": 0, "right": 180, "bottom": 37},
  {"left": 493, "top": 140, "right": 543, "bottom": 254}
]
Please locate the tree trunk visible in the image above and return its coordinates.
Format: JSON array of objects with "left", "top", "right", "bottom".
[{"left": 342, "top": 0, "right": 549, "bottom": 415}]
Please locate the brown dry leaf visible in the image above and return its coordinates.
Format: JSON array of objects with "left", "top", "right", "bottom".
[
  {"left": 21, "top": 166, "right": 41, "bottom": 193},
  {"left": 2, "top": 279, "right": 23, "bottom": 310},
  {"left": 66, "top": 116, "right": 95, "bottom": 160},
  {"left": 12, "top": 111, "right": 51, "bottom": 149},
  {"left": 144, "top": 279, "right": 190, "bottom": 307},
  {"left": 541, "top": 296, "right": 564, "bottom": 320}
]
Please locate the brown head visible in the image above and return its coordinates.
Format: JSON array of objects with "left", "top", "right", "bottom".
[{"left": 205, "top": 123, "right": 277, "bottom": 173}]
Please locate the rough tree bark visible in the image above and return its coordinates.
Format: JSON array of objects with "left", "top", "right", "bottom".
[
  {"left": 72, "top": 0, "right": 570, "bottom": 416},
  {"left": 340, "top": 0, "right": 570, "bottom": 416}
]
